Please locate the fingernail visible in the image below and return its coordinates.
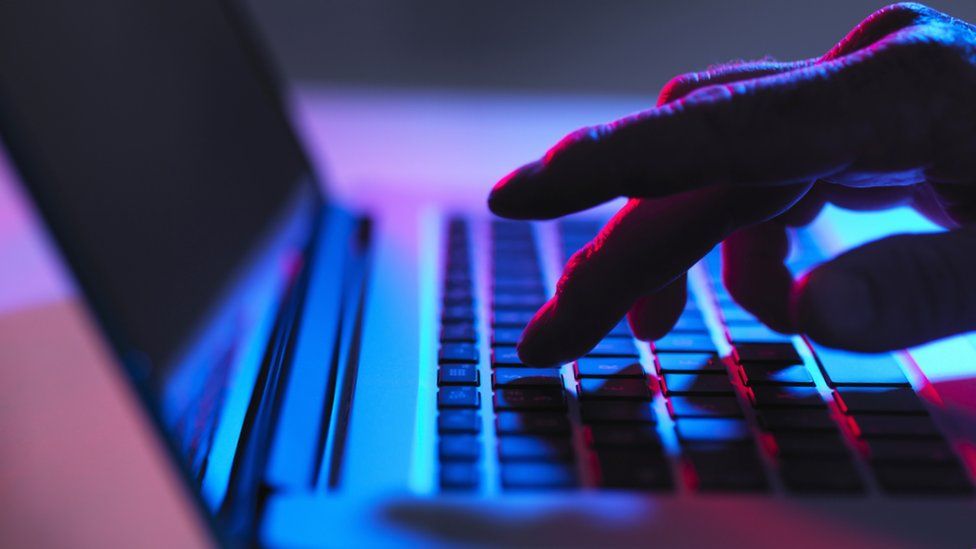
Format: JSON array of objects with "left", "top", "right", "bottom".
[{"left": 793, "top": 269, "right": 874, "bottom": 346}]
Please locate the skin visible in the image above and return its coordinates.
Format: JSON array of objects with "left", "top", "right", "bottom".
[{"left": 488, "top": 3, "right": 976, "bottom": 366}]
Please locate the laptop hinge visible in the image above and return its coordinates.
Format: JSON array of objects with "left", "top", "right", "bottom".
[{"left": 215, "top": 205, "right": 372, "bottom": 544}]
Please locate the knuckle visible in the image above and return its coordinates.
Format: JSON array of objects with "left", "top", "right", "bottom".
[
  {"left": 881, "top": 26, "right": 970, "bottom": 67},
  {"left": 658, "top": 72, "right": 704, "bottom": 105},
  {"left": 874, "top": 3, "right": 936, "bottom": 22},
  {"left": 823, "top": 3, "right": 940, "bottom": 61},
  {"left": 555, "top": 243, "right": 597, "bottom": 298},
  {"left": 544, "top": 124, "right": 609, "bottom": 165},
  {"left": 658, "top": 59, "right": 781, "bottom": 105}
]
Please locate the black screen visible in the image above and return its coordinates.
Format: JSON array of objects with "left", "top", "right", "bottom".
[{"left": 0, "top": 1, "right": 320, "bottom": 373}]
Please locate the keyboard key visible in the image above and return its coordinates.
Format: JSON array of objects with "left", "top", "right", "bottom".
[
  {"left": 756, "top": 409, "right": 837, "bottom": 432},
  {"left": 445, "top": 280, "right": 472, "bottom": 293},
  {"left": 848, "top": 413, "right": 941, "bottom": 439},
  {"left": 596, "top": 450, "right": 672, "bottom": 490},
  {"left": 813, "top": 346, "right": 911, "bottom": 387},
  {"left": 607, "top": 321, "right": 633, "bottom": 337},
  {"left": 873, "top": 463, "right": 973, "bottom": 494},
  {"left": 672, "top": 314, "right": 708, "bottom": 332},
  {"left": 493, "top": 367, "right": 562, "bottom": 387},
  {"left": 866, "top": 439, "right": 957, "bottom": 464},
  {"left": 662, "top": 373, "right": 735, "bottom": 396},
  {"left": 493, "top": 262, "right": 540, "bottom": 274},
  {"left": 834, "top": 387, "right": 926, "bottom": 414},
  {"left": 492, "top": 310, "right": 535, "bottom": 328},
  {"left": 719, "top": 306, "right": 758, "bottom": 324},
  {"left": 655, "top": 352, "right": 723, "bottom": 374},
  {"left": 493, "top": 260, "right": 540, "bottom": 272},
  {"left": 442, "top": 290, "right": 474, "bottom": 308},
  {"left": 492, "top": 261, "right": 530, "bottom": 269},
  {"left": 491, "top": 328, "right": 523, "bottom": 346},
  {"left": 653, "top": 333, "right": 716, "bottom": 353},
  {"left": 780, "top": 457, "right": 864, "bottom": 494},
  {"left": 440, "top": 322, "right": 476, "bottom": 343},
  {"left": 440, "top": 463, "right": 480, "bottom": 490},
  {"left": 501, "top": 463, "right": 578, "bottom": 489},
  {"left": 492, "top": 274, "right": 541, "bottom": 287},
  {"left": 496, "top": 411, "right": 571, "bottom": 434},
  {"left": 771, "top": 432, "right": 850, "bottom": 457},
  {"left": 494, "top": 388, "right": 566, "bottom": 410},
  {"left": 438, "top": 410, "right": 481, "bottom": 434},
  {"left": 446, "top": 247, "right": 469, "bottom": 259},
  {"left": 675, "top": 418, "right": 752, "bottom": 443},
  {"left": 445, "top": 267, "right": 471, "bottom": 281},
  {"left": 575, "top": 357, "right": 644, "bottom": 378},
  {"left": 491, "top": 346, "right": 531, "bottom": 367},
  {"left": 438, "top": 364, "right": 479, "bottom": 386},
  {"left": 686, "top": 445, "right": 768, "bottom": 492},
  {"left": 579, "top": 378, "right": 652, "bottom": 400},
  {"left": 439, "top": 435, "right": 481, "bottom": 461},
  {"left": 668, "top": 396, "right": 743, "bottom": 418},
  {"left": 441, "top": 306, "right": 476, "bottom": 323},
  {"left": 586, "top": 338, "right": 639, "bottom": 358},
  {"left": 438, "top": 344, "right": 479, "bottom": 364},
  {"left": 493, "top": 293, "right": 546, "bottom": 310},
  {"left": 738, "top": 363, "right": 815, "bottom": 386},
  {"left": 734, "top": 343, "right": 802, "bottom": 365},
  {"left": 580, "top": 401, "right": 657, "bottom": 423},
  {"left": 749, "top": 386, "right": 826, "bottom": 409},
  {"left": 587, "top": 425, "right": 662, "bottom": 447},
  {"left": 437, "top": 387, "right": 480, "bottom": 409},
  {"left": 498, "top": 435, "right": 574, "bottom": 462},
  {"left": 493, "top": 280, "right": 545, "bottom": 294},
  {"left": 726, "top": 324, "right": 792, "bottom": 344}
]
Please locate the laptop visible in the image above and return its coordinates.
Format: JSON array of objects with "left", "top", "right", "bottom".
[{"left": 2, "top": 1, "right": 976, "bottom": 547}]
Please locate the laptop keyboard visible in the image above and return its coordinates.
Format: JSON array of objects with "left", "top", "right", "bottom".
[{"left": 435, "top": 218, "right": 975, "bottom": 496}]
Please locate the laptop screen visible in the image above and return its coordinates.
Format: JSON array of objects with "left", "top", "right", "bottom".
[{"left": 0, "top": 0, "right": 322, "bottom": 510}]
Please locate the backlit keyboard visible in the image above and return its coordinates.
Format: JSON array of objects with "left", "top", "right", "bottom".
[{"left": 435, "top": 217, "right": 975, "bottom": 496}]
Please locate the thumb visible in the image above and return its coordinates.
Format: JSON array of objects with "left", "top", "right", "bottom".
[{"left": 792, "top": 228, "right": 976, "bottom": 352}]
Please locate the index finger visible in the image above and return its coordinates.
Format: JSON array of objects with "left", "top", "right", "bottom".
[{"left": 488, "top": 48, "right": 899, "bottom": 220}]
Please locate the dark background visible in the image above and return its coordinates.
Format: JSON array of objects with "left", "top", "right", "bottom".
[{"left": 246, "top": 0, "right": 976, "bottom": 95}]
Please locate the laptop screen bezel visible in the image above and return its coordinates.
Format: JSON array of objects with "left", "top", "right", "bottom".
[{"left": 0, "top": 0, "right": 330, "bottom": 542}]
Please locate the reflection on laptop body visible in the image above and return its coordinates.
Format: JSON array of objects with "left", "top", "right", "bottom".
[{"left": 1, "top": 1, "right": 975, "bottom": 546}]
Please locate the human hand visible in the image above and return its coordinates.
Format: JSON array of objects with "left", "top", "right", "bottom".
[{"left": 488, "top": 3, "right": 976, "bottom": 366}]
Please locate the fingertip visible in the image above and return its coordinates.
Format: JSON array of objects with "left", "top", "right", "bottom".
[
  {"left": 626, "top": 307, "right": 653, "bottom": 341},
  {"left": 488, "top": 161, "right": 546, "bottom": 220},
  {"left": 515, "top": 300, "right": 569, "bottom": 366},
  {"left": 791, "top": 267, "right": 875, "bottom": 349},
  {"left": 722, "top": 222, "right": 798, "bottom": 334},
  {"left": 627, "top": 307, "right": 671, "bottom": 341},
  {"left": 627, "top": 283, "right": 687, "bottom": 341},
  {"left": 516, "top": 297, "right": 618, "bottom": 366}
]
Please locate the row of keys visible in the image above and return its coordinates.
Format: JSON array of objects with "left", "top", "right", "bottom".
[
  {"left": 703, "top": 243, "right": 973, "bottom": 495},
  {"left": 560, "top": 222, "right": 673, "bottom": 491},
  {"left": 700, "top": 249, "right": 863, "bottom": 493},
  {"left": 786, "top": 236, "right": 969, "bottom": 494},
  {"left": 439, "top": 217, "right": 973, "bottom": 496},
  {"left": 491, "top": 221, "right": 578, "bottom": 489},
  {"left": 652, "top": 315, "right": 771, "bottom": 492},
  {"left": 437, "top": 219, "right": 483, "bottom": 490}
]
